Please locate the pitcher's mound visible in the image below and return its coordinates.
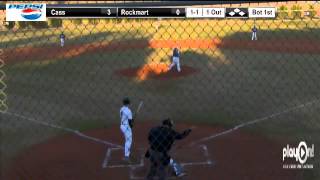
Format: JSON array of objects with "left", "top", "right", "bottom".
[{"left": 115, "top": 63, "right": 198, "bottom": 80}]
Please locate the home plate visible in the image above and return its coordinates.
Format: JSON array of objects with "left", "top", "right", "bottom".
[
  {"left": 102, "top": 147, "right": 145, "bottom": 168},
  {"left": 172, "top": 145, "right": 213, "bottom": 165},
  {"left": 130, "top": 145, "right": 214, "bottom": 179}
]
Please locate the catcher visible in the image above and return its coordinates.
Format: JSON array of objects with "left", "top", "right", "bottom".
[{"left": 145, "top": 119, "right": 192, "bottom": 180}]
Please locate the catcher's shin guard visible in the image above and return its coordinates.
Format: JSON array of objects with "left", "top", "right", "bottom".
[{"left": 170, "top": 159, "right": 184, "bottom": 176}]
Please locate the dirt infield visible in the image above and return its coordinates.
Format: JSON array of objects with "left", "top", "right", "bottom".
[
  {"left": 115, "top": 63, "right": 198, "bottom": 80},
  {"left": 4, "top": 38, "right": 320, "bottom": 65},
  {"left": 4, "top": 122, "right": 301, "bottom": 180}
]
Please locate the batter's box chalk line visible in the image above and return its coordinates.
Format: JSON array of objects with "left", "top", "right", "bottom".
[
  {"left": 102, "top": 147, "right": 145, "bottom": 168},
  {"left": 102, "top": 145, "right": 214, "bottom": 180}
]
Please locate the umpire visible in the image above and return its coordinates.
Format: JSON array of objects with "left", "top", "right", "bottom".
[{"left": 146, "top": 119, "right": 192, "bottom": 180}]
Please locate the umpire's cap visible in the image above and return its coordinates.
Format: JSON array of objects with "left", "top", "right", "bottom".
[
  {"left": 162, "top": 118, "right": 173, "bottom": 128},
  {"left": 123, "top": 97, "right": 130, "bottom": 105}
]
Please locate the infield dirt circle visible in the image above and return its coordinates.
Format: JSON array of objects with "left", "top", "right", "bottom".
[{"left": 4, "top": 122, "right": 301, "bottom": 180}]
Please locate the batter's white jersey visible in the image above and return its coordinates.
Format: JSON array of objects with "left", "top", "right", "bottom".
[{"left": 120, "top": 106, "right": 132, "bottom": 125}]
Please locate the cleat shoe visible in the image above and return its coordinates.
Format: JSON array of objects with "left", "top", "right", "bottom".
[
  {"left": 122, "top": 156, "right": 131, "bottom": 162},
  {"left": 176, "top": 172, "right": 186, "bottom": 177}
]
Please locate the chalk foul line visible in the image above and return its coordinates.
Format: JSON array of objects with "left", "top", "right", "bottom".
[
  {"left": 190, "top": 99, "right": 319, "bottom": 146},
  {"left": 2, "top": 111, "right": 122, "bottom": 148}
]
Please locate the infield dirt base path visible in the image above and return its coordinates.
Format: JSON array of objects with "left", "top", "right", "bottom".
[
  {"left": 4, "top": 38, "right": 320, "bottom": 65},
  {"left": 4, "top": 122, "right": 301, "bottom": 180}
]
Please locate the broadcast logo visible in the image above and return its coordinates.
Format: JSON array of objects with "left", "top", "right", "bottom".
[
  {"left": 21, "top": 8, "right": 42, "bottom": 20},
  {"left": 282, "top": 141, "right": 315, "bottom": 169},
  {"left": 6, "top": 4, "right": 46, "bottom": 21}
]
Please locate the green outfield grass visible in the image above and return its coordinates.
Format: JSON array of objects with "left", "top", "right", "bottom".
[
  {"left": 1, "top": 17, "right": 320, "bottom": 179},
  {"left": 2, "top": 18, "right": 320, "bottom": 48}
]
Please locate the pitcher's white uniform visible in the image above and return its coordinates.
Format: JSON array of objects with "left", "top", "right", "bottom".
[
  {"left": 168, "top": 48, "right": 181, "bottom": 72},
  {"left": 120, "top": 105, "right": 133, "bottom": 159}
]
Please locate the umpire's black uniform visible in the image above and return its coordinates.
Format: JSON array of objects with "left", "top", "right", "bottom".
[{"left": 146, "top": 119, "right": 191, "bottom": 180}]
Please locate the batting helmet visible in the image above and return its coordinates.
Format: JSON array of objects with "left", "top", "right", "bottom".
[{"left": 123, "top": 97, "right": 130, "bottom": 105}]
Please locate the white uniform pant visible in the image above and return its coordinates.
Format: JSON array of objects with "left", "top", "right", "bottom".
[
  {"left": 60, "top": 38, "right": 65, "bottom": 47},
  {"left": 251, "top": 32, "right": 257, "bottom": 41},
  {"left": 168, "top": 57, "right": 181, "bottom": 72},
  {"left": 120, "top": 124, "right": 132, "bottom": 157}
]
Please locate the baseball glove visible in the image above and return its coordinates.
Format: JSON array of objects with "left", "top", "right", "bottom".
[{"left": 129, "top": 119, "right": 134, "bottom": 128}]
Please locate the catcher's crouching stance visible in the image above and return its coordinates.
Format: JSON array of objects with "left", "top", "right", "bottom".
[{"left": 145, "top": 119, "right": 192, "bottom": 180}]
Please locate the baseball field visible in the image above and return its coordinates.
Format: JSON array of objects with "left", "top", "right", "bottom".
[{"left": 1, "top": 2, "right": 320, "bottom": 180}]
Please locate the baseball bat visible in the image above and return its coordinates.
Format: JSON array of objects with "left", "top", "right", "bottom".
[
  {"left": 131, "top": 101, "right": 143, "bottom": 151},
  {"left": 134, "top": 101, "right": 143, "bottom": 119}
]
